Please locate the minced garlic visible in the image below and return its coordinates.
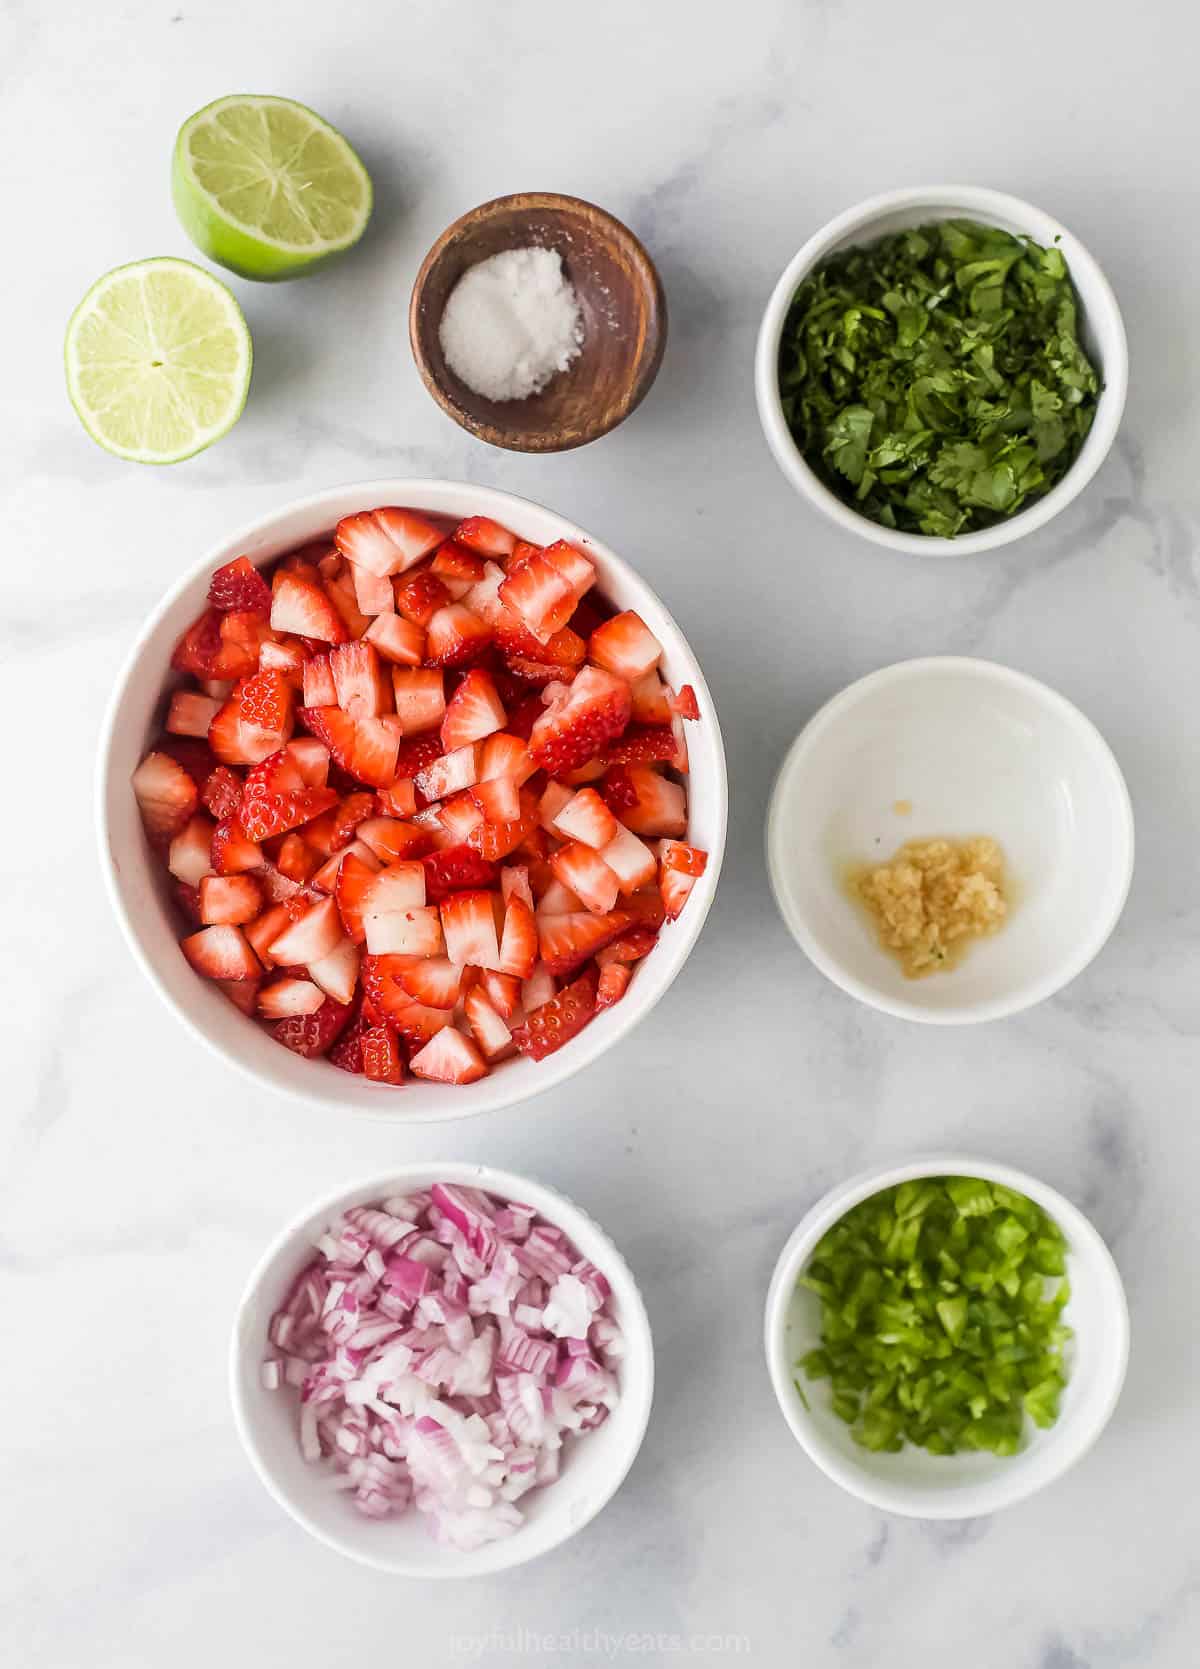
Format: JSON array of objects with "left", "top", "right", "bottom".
[{"left": 850, "top": 836, "right": 1007, "bottom": 978}]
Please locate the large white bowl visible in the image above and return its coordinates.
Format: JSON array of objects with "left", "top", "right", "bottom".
[
  {"left": 232, "top": 1162, "right": 654, "bottom": 1575},
  {"left": 766, "top": 657, "right": 1134, "bottom": 1023},
  {"left": 97, "top": 479, "right": 727, "bottom": 1121},
  {"left": 764, "top": 1154, "right": 1130, "bottom": 1519},
  {"left": 755, "top": 185, "right": 1128, "bottom": 556}
]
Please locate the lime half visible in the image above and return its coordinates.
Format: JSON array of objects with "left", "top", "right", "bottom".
[
  {"left": 64, "top": 258, "right": 252, "bottom": 464},
  {"left": 172, "top": 94, "right": 373, "bottom": 281}
]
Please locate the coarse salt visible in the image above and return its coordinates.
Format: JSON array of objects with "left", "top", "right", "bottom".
[{"left": 438, "top": 246, "right": 584, "bottom": 403}]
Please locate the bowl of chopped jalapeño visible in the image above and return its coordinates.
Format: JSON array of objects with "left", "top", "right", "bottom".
[
  {"left": 755, "top": 187, "right": 1127, "bottom": 553},
  {"left": 763, "top": 1156, "right": 1129, "bottom": 1516}
]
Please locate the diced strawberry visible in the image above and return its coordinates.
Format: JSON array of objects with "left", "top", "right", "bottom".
[
  {"left": 131, "top": 751, "right": 198, "bottom": 845},
  {"left": 562, "top": 758, "right": 606, "bottom": 785},
  {"left": 498, "top": 895, "right": 538, "bottom": 979},
  {"left": 500, "top": 865, "right": 534, "bottom": 910},
  {"left": 350, "top": 560, "right": 396, "bottom": 617},
  {"left": 302, "top": 654, "right": 337, "bottom": 707},
  {"left": 480, "top": 969, "right": 522, "bottom": 1018},
  {"left": 394, "top": 568, "right": 451, "bottom": 626},
  {"left": 625, "top": 886, "right": 667, "bottom": 931},
  {"left": 307, "top": 937, "right": 360, "bottom": 1006},
  {"left": 504, "top": 655, "right": 570, "bottom": 687},
  {"left": 660, "top": 863, "right": 699, "bottom": 921},
  {"left": 660, "top": 839, "right": 708, "bottom": 877},
  {"left": 541, "top": 539, "right": 596, "bottom": 600},
  {"left": 551, "top": 786, "right": 618, "bottom": 850},
  {"left": 166, "top": 690, "right": 221, "bottom": 739},
  {"left": 355, "top": 816, "right": 430, "bottom": 864},
  {"left": 466, "top": 775, "right": 519, "bottom": 825},
  {"left": 299, "top": 706, "right": 400, "bottom": 790},
  {"left": 168, "top": 814, "right": 216, "bottom": 886},
  {"left": 441, "top": 668, "right": 506, "bottom": 752},
  {"left": 173, "top": 882, "right": 203, "bottom": 925},
  {"left": 328, "top": 1011, "right": 369, "bottom": 1074},
  {"left": 511, "top": 966, "right": 599, "bottom": 1061},
  {"left": 269, "top": 996, "right": 353, "bottom": 1058},
  {"left": 535, "top": 876, "right": 580, "bottom": 914},
  {"left": 671, "top": 683, "right": 701, "bottom": 720},
  {"left": 603, "top": 723, "right": 677, "bottom": 765},
  {"left": 200, "top": 765, "right": 243, "bottom": 821},
  {"left": 628, "top": 669, "right": 673, "bottom": 725},
  {"left": 171, "top": 608, "right": 251, "bottom": 681},
  {"left": 365, "top": 613, "right": 425, "bottom": 667},
  {"left": 335, "top": 508, "right": 444, "bottom": 577},
  {"left": 181, "top": 924, "right": 262, "bottom": 981},
  {"left": 596, "top": 925, "right": 659, "bottom": 965},
  {"left": 537, "top": 910, "right": 632, "bottom": 977},
  {"left": 360, "top": 1021, "right": 404, "bottom": 1084},
  {"left": 596, "top": 962, "right": 632, "bottom": 1009},
  {"left": 598, "top": 821, "right": 658, "bottom": 893},
  {"left": 440, "top": 889, "right": 503, "bottom": 971},
  {"left": 275, "top": 832, "right": 319, "bottom": 882},
  {"left": 464, "top": 988, "right": 515, "bottom": 1060},
  {"left": 361, "top": 956, "right": 448, "bottom": 1038},
  {"left": 377, "top": 777, "right": 418, "bottom": 818},
  {"left": 209, "top": 817, "right": 262, "bottom": 875},
  {"left": 335, "top": 850, "right": 378, "bottom": 943},
  {"left": 238, "top": 748, "right": 338, "bottom": 842},
  {"left": 268, "top": 896, "right": 344, "bottom": 964},
  {"left": 467, "top": 787, "right": 538, "bottom": 864},
  {"left": 284, "top": 737, "right": 330, "bottom": 787},
  {"left": 199, "top": 873, "right": 262, "bottom": 925},
  {"left": 208, "top": 554, "right": 272, "bottom": 616},
  {"left": 425, "top": 603, "right": 493, "bottom": 668},
  {"left": 244, "top": 900, "right": 302, "bottom": 967},
  {"left": 453, "top": 516, "right": 516, "bottom": 558},
  {"left": 415, "top": 744, "right": 479, "bottom": 802},
  {"left": 538, "top": 781, "right": 574, "bottom": 831},
  {"left": 312, "top": 839, "right": 379, "bottom": 895},
  {"left": 209, "top": 668, "right": 295, "bottom": 766},
  {"left": 588, "top": 610, "right": 663, "bottom": 682},
  {"left": 498, "top": 552, "right": 575, "bottom": 643},
  {"left": 217, "top": 976, "right": 261, "bottom": 1015},
  {"left": 390, "top": 668, "right": 446, "bottom": 737},
  {"left": 300, "top": 791, "right": 376, "bottom": 858},
  {"left": 412, "top": 806, "right": 456, "bottom": 850},
  {"left": 364, "top": 860, "right": 426, "bottom": 913},
  {"left": 397, "top": 957, "right": 462, "bottom": 1010},
  {"left": 323, "top": 568, "right": 372, "bottom": 639},
  {"left": 601, "top": 764, "right": 687, "bottom": 837},
  {"left": 507, "top": 692, "right": 546, "bottom": 741},
  {"left": 258, "top": 639, "right": 309, "bottom": 688},
  {"left": 156, "top": 735, "right": 218, "bottom": 786},
  {"left": 478, "top": 732, "right": 535, "bottom": 785},
  {"left": 258, "top": 978, "right": 327, "bottom": 1019},
  {"left": 269, "top": 570, "right": 347, "bottom": 643},
  {"left": 329, "top": 641, "right": 391, "bottom": 718},
  {"left": 432, "top": 542, "right": 486, "bottom": 584},
  {"left": 528, "top": 666, "right": 632, "bottom": 776},
  {"left": 259, "top": 863, "right": 309, "bottom": 903},
  {"left": 409, "top": 1025, "right": 487, "bottom": 1084},
  {"left": 364, "top": 903, "right": 443, "bottom": 957},
  {"left": 550, "top": 842, "right": 621, "bottom": 914},
  {"left": 435, "top": 794, "right": 482, "bottom": 846},
  {"left": 422, "top": 844, "right": 498, "bottom": 902}
]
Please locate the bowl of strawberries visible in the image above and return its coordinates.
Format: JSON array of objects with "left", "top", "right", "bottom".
[{"left": 98, "top": 480, "right": 726, "bottom": 1120}]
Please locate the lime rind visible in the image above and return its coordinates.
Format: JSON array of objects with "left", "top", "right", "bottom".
[{"left": 64, "top": 257, "right": 252, "bottom": 465}]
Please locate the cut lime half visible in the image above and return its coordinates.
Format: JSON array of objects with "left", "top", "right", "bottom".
[
  {"left": 172, "top": 94, "right": 373, "bottom": 281},
  {"left": 64, "top": 258, "right": 252, "bottom": 464}
]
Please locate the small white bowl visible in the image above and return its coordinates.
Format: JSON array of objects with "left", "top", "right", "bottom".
[
  {"left": 764, "top": 1154, "right": 1130, "bottom": 1519},
  {"left": 766, "top": 656, "right": 1134, "bottom": 1023},
  {"left": 755, "top": 185, "right": 1128, "bottom": 556},
  {"left": 231, "top": 1162, "right": 654, "bottom": 1575},
  {"left": 96, "top": 478, "right": 726, "bottom": 1122}
]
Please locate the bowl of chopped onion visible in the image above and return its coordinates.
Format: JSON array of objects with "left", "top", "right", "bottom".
[
  {"left": 232, "top": 1162, "right": 654, "bottom": 1574},
  {"left": 764, "top": 1155, "right": 1129, "bottom": 1518}
]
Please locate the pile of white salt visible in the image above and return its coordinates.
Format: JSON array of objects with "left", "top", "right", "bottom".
[{"left": 438, "top": 246, "right": 584, "bottom": 403}]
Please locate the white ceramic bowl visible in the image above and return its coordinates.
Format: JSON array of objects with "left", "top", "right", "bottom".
[
  {"left": 97, "top": 479, "right": 727, "bottom": 1121},
  {"left": 755, "top": 185, "right": 1128, "bottom": 556},
  {"left": 766, "top": 656, "right": 1133, "bottom": 1023},
  {"left": 232, "top": 1162, "right": 654, "bottom": 1574},
  {"left": 764, "top": 1154, "right": 1130, "bottom": 1519}
]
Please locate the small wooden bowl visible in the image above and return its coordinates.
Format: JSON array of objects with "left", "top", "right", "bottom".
[{"left": 409, "top": 192, "right": 667, "bottom": 453}]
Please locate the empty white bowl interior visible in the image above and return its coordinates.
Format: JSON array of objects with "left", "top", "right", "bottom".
[
  {"left": 98, "top": 479, "right": 727, "bottom": 1120},
  {"left": 764, "top": 1157, "right": 1129, "bottom": 1517},
  {"left": 231, "top": 1163, "right": 655, "bottom": 1575},
  {"left": 755, "top": 186, "right": 1128, "bottom": 554},
  {"left": 767, "top": 659, "right": 1133, "bottom": 1020}
]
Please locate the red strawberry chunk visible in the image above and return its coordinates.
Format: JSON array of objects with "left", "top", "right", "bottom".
[
  {"left": 299, "top": 706, "right": 400, "bottom": 790},
  {"left": 441, "top": 667, "right": 506, "bottom": 752},
  {"left": 422, "top": 844, "right": 498, "bottom": 902},
  {"left": 603, "top": 723, "right": 677, "bottom": 765},
  {"left": 301, "top": 791, "right": 377, "bottom": 858},
  {"left": 330, "top": 640, "right": 391, "bottom": 717},
  {"left": 392, "top": 732, "right": 447, "bottom": 784},
  {"left": 453, "top": 516, "right": 516, "bottom": 558},
  {"left": 201, "top": 765, "right": 243, "bottom": 821},
  {"left": 209, "top": 669, "right": 295, "bottom": 767},
  {"left": 302, "top": 654, "right": 337, "bottom": 707},
  {"left": 433, "top": 541, "right": 486, "bottom": 583},
  {"left": 168, "top": 814, "right": 216, "bottom": 886},
  {"left": 541, "top": 540, "right": 596, "bottom": 601},
  {"left": 398, "top": 957, "right": 462, "bottom": 1010},
  {"left": 270, "top": 570, "right": 347, "bottom": 643},
  {"left": 409, "top": 1026, "right": 487, "bottom": 1085},
  {"left": 511, "top": 967, "right": 599, "bottom": 1062},
  {"left": 478, "top": 732, "right": 535, "bottom": 785},
  {"left": 394, "top": 568, "right": 451, "bottom": 626},
  {"left": 629, "top": 669, "right": 673, "bottom": 725},
  {"left": 210, "top": 817, "right": 263, "bottom": 875},
  {"left": 550, "top": 786, "right": 618, "bottom": 850},
  {"left": 391, "top": 669, "right": 446, "bottom": 736},
  {"left": 550, "top": 842, "right": 621, "bottom": 915},
  {"left": 335, "top": 849, "right": 378, "bottom": 943},
  {"left": 480, "top": 969, "right": 522, "bottom": 1018},
  {"left": 365, "top": 613, "right": 425, "bottom": 667},
  {"left": 363, "top": 903, "right": 443, "bottom": 958},
  {"left": 208, "top": 555, "right": 271, "bottom": 616},
  {"left": 660, "top": 839, "right": 708, "bottom": 877},
  {"left": 425, "top": 603, "right": 493, "bottom": 668},
  {"left": 362, "top": 1022, "right": 405, "bottom": 1084},
  {"left": 238, "top": 748, "right": 338, "bottom": 843},
  {"left": 131, "top": 751, "right": 198, "bottom": 845},
  {"left": 500, "top": 865, "right": 534, "bottom": 909},
  {"left": 528, "top": 666, "right": 632, "bottom": 776},
  {"left": 275, "top": 833, "right": 319, "bottom": 882},
  {"left": 467, "top": 788, "right": 538, "bottom": 864},
  {"left": 671, "top": 683, "right": 701, "bottom": 720},
  {"left": 596, "top": 962, "right": 632, "bottom": 1009},
  {"left": 498, "top": 552, "right": 575, "bottom": 643},
  {"left": 660, "top": 864, "right": 699, "bottom": 922},
  {"left": 335, "top": 508, "right": 444, "bottom": 577},
  {"left": 469, "top": 776, "right": 520, "bottom": 825},
  {"left": 356, "top": 816, "right": 431, "bottom": 864},
  {"left": 307, "top": 938, "right": 361, "bottom": 1006},
  {"left": 269, "top": 996, "right": 353, "bottom": 1058},
  {"left": 166, "top": 690, "right": 221, "bottom": 739},
  {"left": 464, "top": 988, "right": 515, "bottom": 1060},
  {"left": 588, "top": 610, "right": 663, "bottom": 682},
  {"left": 415, "top": 744, "right": 479, "bottom": 802},
  {"left": 440, "top": 889, "right": 503, "bottom": 971},
  {"left": 537, "top": 910, "right": 632, "bottom": 977},
  {"left": 258, "top": 978, "right": 327, "bottom": 1019},
  {"left": 601, "top": 764, "right": 686, "bottom": 837},
  {"left": 349, "top": 560, "right": 396, "bottom": 618},
  {"left": 498, "top": 895, "right": 538, "bottom": 979},
  {"left": 377, "top": 777, "right": 418, "bottom": 818},
  {"left": 598, "top": 822, "right": 657, "bottom": 892},
  {"left": 181, "top": 924, "right": 262, "bottom": 981},
  {"left": 268, "top": 896, "right": 344, "bottom": 964},
  {"left": 596, "top": 925, "right": 659, "bottom": 965},
  {"left": 328, "top": 1013, "right": 369, "bottom": 1075}
]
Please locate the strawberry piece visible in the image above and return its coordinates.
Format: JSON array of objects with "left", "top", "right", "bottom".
[
  {"left": 500, "top": 865, "right": 534, "bottom": 909},
  {"left": 541, "top": 540, "right": 596, "bottom": 598},
  {"left": 244, "top": 900, "right": 305, "bottom": 968},
  {"left": 528, "top": 667, "right": 632, "bottom": 776},
  {"left": 629, "top": 669, "right": 673, "bottom": 725},
  {"left": 166, "top": 690, "right": 221, "bottom": 739},
  {"left": 329, "top": 641, "right": 391, "bottom": 718},
  {"left": 660, "top": 839, "right": 708, "bottom": 877},
  {"left": 398, "top": 957, "right": 462, "bottom": 1010},
  {"left": 504, "top": 656, "right": 567, "bottom": 687},
  {"left": 350, "top": 560, "right": 396, "bottom": 617},
  {"left": 498, "top": 552, "right": 575, "bottom": 643},
  {"left": 362, "top": 1022, "right": 405, "bottom": 1084},
  {"left": 467, "top": 787, "right": 538, "bottom": 864},
  {"left": 393, "top": 732, "right": 445, "bottom": 781},
  {"left": 598, "top": 822, "right": 657, "bottom": 892},
  {"left": 335, "top": 507, "right": 444, "bottom": 577},
  {"left": 312, "top": 839, "right": 378, "bottom": 894},
  {"left": 217, "top": 977, "right": 261, "bottom": 1015},
  {"left": 440, "top": 889, "right": 502, "bottom": 971},
  {"left": 258, "top": 978, "right": 327, "bottom": 1019},
  {"left": 208, "top": 555, "right": 271, "bottom": 616},
  {"left": 478, "top": 732, "right": 535, "bottom": 785},
  {"left": 302, "top": 654, "right": 337, "bottom": 707},
  {"left": 551, "top": 786, "right": 618, "bottom": 850},
  {"left": 660, "top": 864, "right": 699, "bottom": 921},
  {"left": 181, "top": 924, "right": 262, "bottom": 981},
  {"left": 549, "top": 842, "right": 621, "bottom": 914},
  {"left": 415, "top": 744, "right": 479, "bottom": 802},
  {"left": 538, "top": 781, "right": 573, "bottom": 831},
  {"left": 364, "top": 902, "right": 443, "bottom": 958},
  {"left": 409, "top": 1025, "right": 487, "bottom": 1085},
  {"left": 323, "top": 567, "right": 372, "bottom": 639},
  {"left": 301, "top": 790, "right": 377, "bottom": 858},
  {"left": 365, "top": 613, "right": 425, "bottom": 667},
  {"left": 199, "top": 873, "right": 263, "bottom": 926},
  {"left": 355, "top": 817, "right": 431, "bottom": 864},
  {"left": 335, "top": 850, "right": 379, "bottom": 943},
  {"left": 422, "top": 845, "right": 498, "bottom": 902},
  {"left": 275, "top": 832, "right": 319, "bottom": 883},
  {"left": 307, "top": 938, "right": 361, "bottom": 1006},
  {"left": 200, "top": 765, "right": 243, "bottom": 821},
  {"left": 596, "top": 925, "right": 659, "bottom": 965},
  {"left": 258, "top": 639, "right": 308, "bottom": 685},
  {"left": 511, "top": 966, "right": 599, "bottom": 1061},
  {"left": 463, "top": 988, "right": 514, "bottom": 1060},
  {"left": 299, "top": 706, "right": 400, "bottom": 790},
  {"left": 377, "top": 777, "right": 418, "bottom": 818},
  {"left": 671, "top": 683, "right": 701, "bottom": 720},
  {"left": 425, "top": 603, "right": 493, "bottom": 668},
  {"left": 439, "top": 792, "right": 484, "bottom": 844},
  {"left": 210, "top": 817, "right": 263, "bottom": 875},
  {"left": 238, "top": 748, "right": 337, "bottom": 843},
  {"left": 391, "top": 669, "right": 446, "bottom": 736},
  {"left": 600, "top": 764, "right": 686, "bottom": 837},
  {"left": 395, "top": 568, "right": 450, "bottom": 626},
  {"left": 168, "top": 814, "right": 216, "bottom": 886},
  {"left": 498, "top": 895, "right": 538, "bottom": 979},
  {"left": 131, "top": 752, "right": 198, "bottom": 845},
  {"left": 537, "top": 877, "right": 581, "bottom": 915},
  {"left": 469, "top": 776, "right": 521, "bottom": 824},
  {"left": 588, "top": 610, "right": 663, "bottom": 682},
  {"left": 596, "top": 962, "right": 632, "bottom": 1009},
  {"left": 171, "top": 609, "right": 234, "bottom": 680},
  {"left": 625, "top": 886, "right": 667, "bottom": 931},
  {"left": 268, "top": 896, "right": 344, "bottom": 964},
  {"left": 453, "top": 516, "right": 516, "bottom": 558},
  {"left": 328, "top": 1012, "right": 369, "bottom": 1074},
  {"left": 506, "top": 692, "right": 545, "bottom": 741},
  {"left": 269, "top": 996, "right": 353, "bottom": 1058},
  {"left": 480, "top": 969, "right": 522, "bottom": 1018},
  {"left": 603, "top": 724, "right": 677, "bottom": 765},
  {"left": 270, "top": 570, "right": 347, "bottom": 643},
  {"left": 209, "top": 669, "right": 295, "bottom": 766},
  {"left": 432, "top": 541, "right": 486, "bottom": 584},
  {"left": 537, "top": 910, "right": 632, "bottom": 977},
  {"left": 173, "top": 881, "right": 203, "bottom": 925},
  {"left": 441, "top": 668, "right": 506, "bottom": 752}
]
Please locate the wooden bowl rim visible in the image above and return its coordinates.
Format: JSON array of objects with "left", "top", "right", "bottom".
[{"left": 409, "top": 191, "right": 667, "bottom": 454}]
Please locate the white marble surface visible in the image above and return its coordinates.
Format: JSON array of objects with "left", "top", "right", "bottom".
[{"left": 4, "top": 1, "right": 1198, "bottom": 1664}]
